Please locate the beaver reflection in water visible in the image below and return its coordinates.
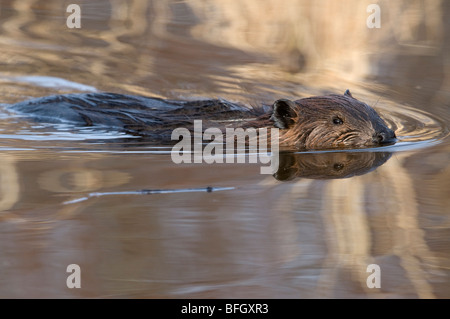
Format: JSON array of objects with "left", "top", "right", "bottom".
[{"left": 9, "top": 89, "right": 396, "bottom": 150}]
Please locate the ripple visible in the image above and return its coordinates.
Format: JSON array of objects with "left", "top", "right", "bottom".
[
  {"left": 376, "top": 102, "right": 449, "bottom": 152},
  {"left": 1, "top": 75, "right": 98, "bottom": 92}
]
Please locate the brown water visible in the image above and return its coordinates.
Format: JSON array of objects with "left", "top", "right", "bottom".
[{"left": 0, "top": 0, "right": 449, "bottom": 298}]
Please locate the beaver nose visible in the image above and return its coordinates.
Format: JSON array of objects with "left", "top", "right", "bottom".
[{"left": 373, "top": 131, "right": 397, "bottom": 145}]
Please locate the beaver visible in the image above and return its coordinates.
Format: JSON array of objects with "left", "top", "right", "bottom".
[
  {"left": 271, "top": 89, "right": 396, "bottom": 149},
  {"left": 8, "top": 89, "right": 396, "bottom": 150}
]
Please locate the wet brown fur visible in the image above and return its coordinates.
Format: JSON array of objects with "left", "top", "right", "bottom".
[{"left": 245, "top": 90, "right": 396, "bottom": 149}]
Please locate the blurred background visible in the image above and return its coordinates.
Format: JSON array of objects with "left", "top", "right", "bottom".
[{"left": 0, "top": 0, "right": 448, "bottom": 298}]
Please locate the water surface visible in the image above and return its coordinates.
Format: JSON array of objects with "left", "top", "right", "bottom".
[{"left": 0, "top": 0, "right": 449, "bottom": 298}]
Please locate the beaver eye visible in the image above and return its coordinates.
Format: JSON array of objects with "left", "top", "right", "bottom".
[{"left": 332, "top": 117, "right": 344, "bottom": 125}]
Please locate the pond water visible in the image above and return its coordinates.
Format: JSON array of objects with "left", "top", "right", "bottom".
[{"left": 0, "top": 0, "right": 449, "bottom": 298}]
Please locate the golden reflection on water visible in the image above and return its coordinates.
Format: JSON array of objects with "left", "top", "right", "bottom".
[
  {"left": 0, "top": 0, "right": 448, "bottom": 298},
  {"left": 0, "top": 146, "right": 448, "bottom": 298}
]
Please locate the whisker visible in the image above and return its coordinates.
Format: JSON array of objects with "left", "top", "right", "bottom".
[{"left": 372, "top": 93, "right": 384, "bottom": 109}]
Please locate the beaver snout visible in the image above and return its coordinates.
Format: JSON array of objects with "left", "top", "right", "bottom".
[{"left": 373, "top": 130, "right": 397, "bottom": 145}]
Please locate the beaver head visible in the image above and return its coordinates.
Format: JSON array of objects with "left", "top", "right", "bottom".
[{"left": 271, "top": 90, "right": 397, "bottom": 149}]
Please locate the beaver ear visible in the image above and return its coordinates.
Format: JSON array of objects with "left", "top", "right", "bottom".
[
  {"left": 271, "top": 99, "right": 297, "bottom": 129},
  {"left": 344, "top": 89, "right": 353, "bottom": 98}
]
